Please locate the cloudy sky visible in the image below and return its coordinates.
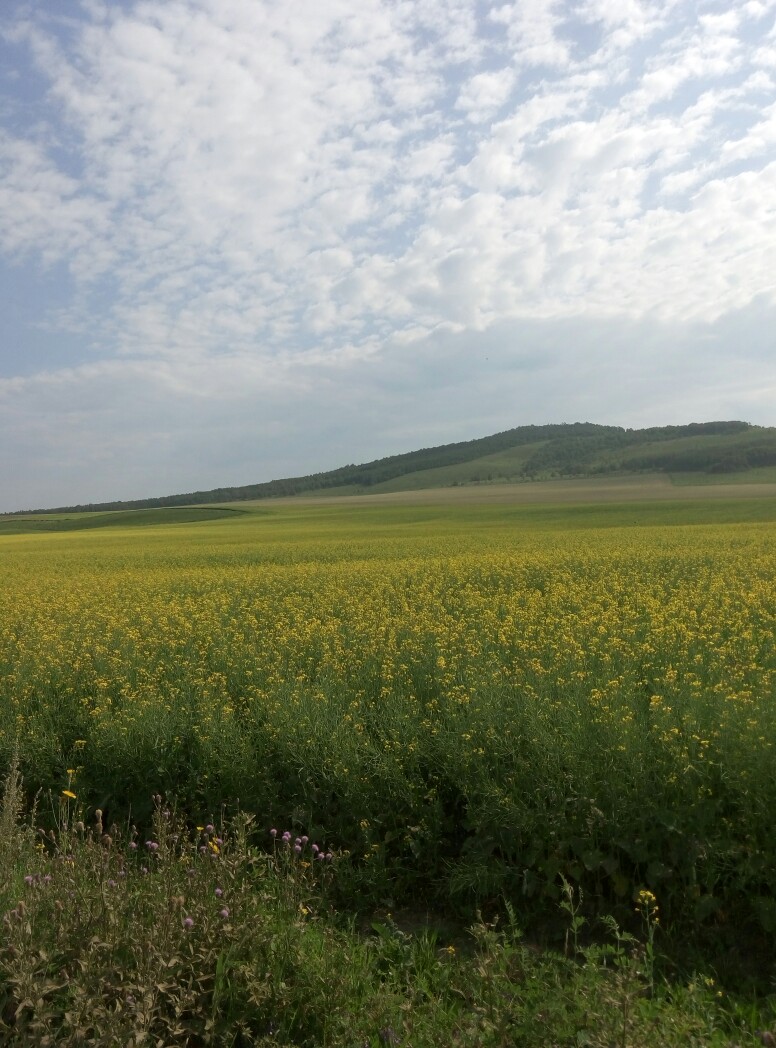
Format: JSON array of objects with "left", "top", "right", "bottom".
[{"left": 2, "top": 0, "right": 776, "bottom": 511}]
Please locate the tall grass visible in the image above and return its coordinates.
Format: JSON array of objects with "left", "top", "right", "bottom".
[{"left": 0, "top": 784, "right": 772, "bottom": 1046}]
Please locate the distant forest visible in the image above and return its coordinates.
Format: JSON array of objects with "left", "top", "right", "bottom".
[{"left": 21, "top": 420, "right": 776, "bottom": 514}]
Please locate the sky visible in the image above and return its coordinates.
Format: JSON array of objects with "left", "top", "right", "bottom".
[{"left": 1, "top": 0, "right": 776, "bottom": 512}]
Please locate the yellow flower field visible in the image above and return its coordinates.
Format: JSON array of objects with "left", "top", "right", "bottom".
[{"left": 1, "top": 501, "right": 775, "bottom": 929}]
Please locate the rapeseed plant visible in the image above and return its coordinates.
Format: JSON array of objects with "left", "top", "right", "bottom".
[{"left": 0, "top": 512, "right": 775, "bottom": 947}]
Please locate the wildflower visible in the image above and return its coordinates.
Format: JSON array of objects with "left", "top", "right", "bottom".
[
  {"left": 219, "top": 908, "right": 229, "bottom": 919},
  {"left": 183, "top": 916, "right": 194, "bottom": 930},
  {"left": 62, "top": 789, "right": 77, "bottom": 800},
  {"left": 214, "top": 887, "right": 223, "bottom": 897},
  {"left": 205, "top": 824, "right": 215, "bottom": 834},
  {"left": 294, "top": 844, "right": 302, "bottom": 854},
  {"left": 23, "top": 875, "right": 34, "bottom": 886},
  {"left": 636, "top": 889, "right": 659, "bottom": 914},
  {"left": 145, "top": 841, "right": 159, "bottom": 852},
  {"left": 269, "top": 828, "right": 277, "bottom": 837}
]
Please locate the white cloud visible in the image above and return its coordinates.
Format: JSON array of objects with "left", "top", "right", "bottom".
[
  {"left": 456, "top": 68, "right": 516, "bottom": 120},
  {"left": 489, "top": 1, "right": 571, "bottom": 68}
]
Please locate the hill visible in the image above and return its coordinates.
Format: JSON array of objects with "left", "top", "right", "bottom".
[{"left": 11, "top": 420, "right": 776, "bottom": 514}]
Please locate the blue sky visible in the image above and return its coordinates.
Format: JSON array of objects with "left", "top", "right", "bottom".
[{"left": 2, "top": 0, "right": 776, "bottom": 511}]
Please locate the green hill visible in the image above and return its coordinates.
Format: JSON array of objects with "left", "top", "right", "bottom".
[{"left": 9, "top": 421, "right": 776, "bottom": 515}]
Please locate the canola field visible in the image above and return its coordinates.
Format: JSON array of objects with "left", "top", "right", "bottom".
[{"left": 1, "top": 497, "right": 775, "bottom": 934}]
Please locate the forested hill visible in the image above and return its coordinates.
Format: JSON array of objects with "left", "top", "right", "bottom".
[{"left": 24, "top": 420, "right": 776, "bottom": 512}]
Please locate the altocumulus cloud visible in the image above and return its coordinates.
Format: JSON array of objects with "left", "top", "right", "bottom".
[{"left": 1, "top": 0, "right": 775, "bottom": 509}]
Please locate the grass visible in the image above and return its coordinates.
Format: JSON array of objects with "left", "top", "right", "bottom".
[
  {"left": 1, "top": 491, "right": 776, "bottom": 1041},
  {"left": 0, "top": 773, "right": 772, "bottom": 1046},
  {"left": 0, "top": 506, "right": 246, "bottom": 534},
  {"left": 670, "top": 466, "right": 776, "bottom": 486}
]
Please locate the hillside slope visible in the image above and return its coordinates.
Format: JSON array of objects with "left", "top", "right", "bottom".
[{"left": 15, "top": 420, "right": 776, "bottom": 513}]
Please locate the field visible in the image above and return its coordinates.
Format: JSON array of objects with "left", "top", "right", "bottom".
[{"left": 1, "top": 488, "right": 776, "bottom": 1043}]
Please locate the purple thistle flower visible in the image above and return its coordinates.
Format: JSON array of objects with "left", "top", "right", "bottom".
[
  {"left": 301, "top": 835, "right": 309, "bottom": 845},
  {"left": 219, "top": 908, "right": 229, "bottom": 919},
  {"left": 183, "top": 916, "right": 194, "bottom": 930},
  {"left": 205, "top": 824, "right": 215, "bottom": 834},
  {"left": 269, "top": 828, "right": 277, "bottom": 837},
  {"left": 214, "top": 887, "right": 223, "bottom": 897},
  {"left": 294, "top": 844, "right": 302, "bottom": 855},
  {"left": 24, "top": 875, "right": 34, "bottom": 885}
]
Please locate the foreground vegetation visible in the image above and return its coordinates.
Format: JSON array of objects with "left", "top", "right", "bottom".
[
  {"left": 2, "top": 770, "right": 773, "bottom": 1046},
  {"left": 1, "top": 495, "right": 775, "bottom": 1041}
]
